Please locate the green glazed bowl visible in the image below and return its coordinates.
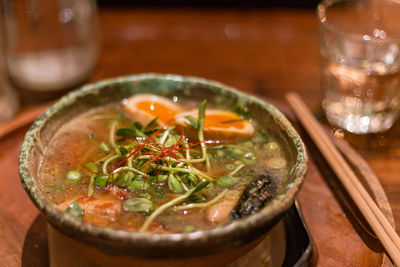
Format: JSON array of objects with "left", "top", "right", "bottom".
[{"left": 19, "top": 74, "right": 307, "bottom": 265}]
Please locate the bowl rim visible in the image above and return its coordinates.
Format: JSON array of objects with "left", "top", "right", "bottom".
[{"left": 19, "top": 73, "right": 308, "bottom": 252}]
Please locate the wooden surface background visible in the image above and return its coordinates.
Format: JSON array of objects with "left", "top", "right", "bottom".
[{"left": 1, "top": 6, "right": 400, "bottom": 266}]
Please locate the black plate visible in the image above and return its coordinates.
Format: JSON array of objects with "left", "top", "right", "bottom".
[{"left": 282, "top": 201, "right": 316, "bottom": 267}]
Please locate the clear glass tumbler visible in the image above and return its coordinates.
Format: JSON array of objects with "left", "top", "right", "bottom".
[
  {"left": 2, "top": 0, "right": 98, "bottom": 102},
  {"left": 318, "top": 0, "right": 400, "bottom": 134}
]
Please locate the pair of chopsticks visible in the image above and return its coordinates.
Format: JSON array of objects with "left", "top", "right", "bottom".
[{"left": 286, "top": 92, "right": 400, "bottom": 266}]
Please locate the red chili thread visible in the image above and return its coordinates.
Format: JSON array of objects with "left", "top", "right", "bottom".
[
  {"left": 108, "top": 127, "right": 165, "bottom": 173},
  {"left": 104, "top": 127, "right": 216, "bottom": 187}
]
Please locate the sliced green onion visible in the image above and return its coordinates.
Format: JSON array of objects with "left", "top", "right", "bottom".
[
  {"left": 66, "top": 171, "right": 81, "bottom": 182},
  {"left": 265, "top": 142, "right": 280, "bottom": 152},
  {"left": 65, "top": 200, "right": 84, "bottom": 219}
]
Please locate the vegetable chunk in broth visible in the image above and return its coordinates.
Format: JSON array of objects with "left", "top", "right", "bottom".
[{"left": 39, "top": 94, "right": 289, "bottom": 233}]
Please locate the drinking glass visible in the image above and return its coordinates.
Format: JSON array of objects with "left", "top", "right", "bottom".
[
  {"left": 2, "top": 0, "right": 98, "bottom": 102},
  {"left": 318, "top": 0, "right": 400, "bottom": 134}
]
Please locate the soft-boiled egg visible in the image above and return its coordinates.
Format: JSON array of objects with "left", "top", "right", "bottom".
[
  {"left": 175, "top": 109, "right": 254, "bottom": 140},
  {"left": 124, "top": 94, "right": 182, "bottom": 127}
]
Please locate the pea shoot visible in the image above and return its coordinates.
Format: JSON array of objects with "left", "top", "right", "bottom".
[{"left": 94, "top": 174, "right": 109, "bottom": 188}]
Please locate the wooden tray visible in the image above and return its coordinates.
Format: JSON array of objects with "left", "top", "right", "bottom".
[{"left": 0, "top": 102, "right": 394, "bottom": 266}]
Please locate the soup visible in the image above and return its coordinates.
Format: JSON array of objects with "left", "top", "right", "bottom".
[{"left": 39, "top": 94, "right": 289, "bottom": 233}]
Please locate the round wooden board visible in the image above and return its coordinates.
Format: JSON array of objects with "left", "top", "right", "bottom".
[{"left": 2, "top": 6, "right": 399, "bottom": 266}]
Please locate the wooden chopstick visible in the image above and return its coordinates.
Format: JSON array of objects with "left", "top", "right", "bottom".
[
  {"left": 0, "top": 102, "right": 51, "bottom": 139},
  {"left": 286, "top": 92, "right": 400, "bottom": 266}
]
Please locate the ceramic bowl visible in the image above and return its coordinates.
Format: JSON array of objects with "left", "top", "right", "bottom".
[{"left": 19, "top": 74, "right": 307, "bottom": 266}]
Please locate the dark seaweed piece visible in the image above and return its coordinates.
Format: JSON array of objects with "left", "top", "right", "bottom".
[{"left": 231, "top": 174, "right": 276, "bottom": 219}]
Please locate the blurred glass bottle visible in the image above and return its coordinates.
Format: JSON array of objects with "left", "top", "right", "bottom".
[
  {"left": 2, "top": 0, "right": 98, "bottom": 103},
  {"left": 0, "top": 2, "right": 19, "bottom": 122}
]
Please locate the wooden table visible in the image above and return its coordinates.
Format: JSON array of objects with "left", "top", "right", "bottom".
[{"left": 1, "top": 6, "right": 399, "bottom": 266}]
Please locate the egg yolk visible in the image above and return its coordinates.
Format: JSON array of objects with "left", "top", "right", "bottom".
[
  {"left": 204, "top": 113, "right": 246, "bottom": 130},
  {"left": 135, "top": 101, "right": 180, "bottom": 125}
]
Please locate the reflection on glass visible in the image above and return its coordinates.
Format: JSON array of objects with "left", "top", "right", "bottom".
[{"left": 2, "top": 0, "right": 98, "bottom": 102}]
